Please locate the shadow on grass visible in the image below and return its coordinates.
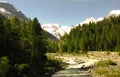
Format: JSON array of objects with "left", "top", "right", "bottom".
[{"left": 44, "top": 59, "right": 68, "bottom": 77}]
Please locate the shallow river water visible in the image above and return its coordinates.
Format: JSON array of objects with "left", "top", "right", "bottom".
[{"left": 52, "top": 57, "right": 98, "bottom": 77}]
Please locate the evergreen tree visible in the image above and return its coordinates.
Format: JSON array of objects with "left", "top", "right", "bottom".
[
  {"left": 0, "top": 15, "right": 48, "bottom": 77},
  {"left": 61, "top": 15, "right": 120, "bottom": 53}
]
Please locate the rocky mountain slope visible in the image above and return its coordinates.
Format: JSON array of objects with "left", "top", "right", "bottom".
[
  {"left": 42, "top": 23, "right": 72, "bottom": 39},
  {"left": 42, "top": 10, "right": 120, "bottom": 39},
  {"left": 1, "top": 1, "right": 120, "bottom": 39},
  {"left": 0, "top": 1, "right": 27, "bottom": 20},
  {"left": 0, "top": 1, "right": 58, "bottom": 41}
]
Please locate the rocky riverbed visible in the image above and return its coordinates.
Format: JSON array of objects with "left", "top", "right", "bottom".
[{"left": 52, "top": 55, "right": 99, "bottom": 77}]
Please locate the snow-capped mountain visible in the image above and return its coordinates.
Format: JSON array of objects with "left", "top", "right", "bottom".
[
  {"left": 0, "top": 1, "right": 58, "bottom": 41},
  {"left": 42, "top": 10, "right": 120, "bottom": 39},
  {"left": 76, "top": 17, "right": 104, "bottom": 26},
  {"left": 1, "top": 1, "right": 120, "bottom": 40},
  {"left": 42, "top": 23, "right": 73, "bottom": 39},
  {"left": 0, "top": 1, "right": 27, "bottom": 20},
  {"left": 58, "top": 26, "right": 72, "bottom": 36},
  {"left": 106, "top": 10, "right": 120, "bottom": 18},
  {"left": 42, "top": 23, "right": 61, "bottom": 39},
  {"left": 96, "top": 17, "right": 104, "bottom": 22},
  {"left": 78, "top": 10, "right": 120, "bottom": 26},
  {"left": 80, "top": 17, "right": 96, "bottom": 25}
]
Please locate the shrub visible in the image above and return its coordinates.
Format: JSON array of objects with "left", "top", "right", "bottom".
[
  {"left": 96, "top": 60, "right": 117, "bottom": 67},
  {"left": 94, "top": 67, "right": 108, "bottom": 75},
  {"left": 0, "top": 57, "right": 10, "bottom": 77}
]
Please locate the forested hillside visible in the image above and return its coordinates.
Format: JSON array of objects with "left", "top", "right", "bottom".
[
  {"left": 60, "top": 16, "right": 120, "bottom": 53},
  {"left": 0, "top": 14, "right": 48, "bottom": 77}
]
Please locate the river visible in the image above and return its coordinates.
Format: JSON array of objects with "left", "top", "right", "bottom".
[{"left": 52, "top": 56, "right": 98, "bottom": 77}]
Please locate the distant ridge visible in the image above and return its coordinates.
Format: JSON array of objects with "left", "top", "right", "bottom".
[
  {"left": 0, "top": 1, "right": 27, "bottom": 20},
  {"left": 42, "top": 9, "right": 120, "bottom": 39},
  {"left": 0, "top": 1, "right": 8, "bottom": 3},
  {"left": 42, "top": 23, "right": 72, "bottom": 39},
  {"left": 0, "top": 1, "right": 58, "bottom": 41},
  {"left": 1, "top": 1, "right": 119, "bottom": 40},
  {"left": 106, "top": 10, "right": 120, "bottom": 18}
]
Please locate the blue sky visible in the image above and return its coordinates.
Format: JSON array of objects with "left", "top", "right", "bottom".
[{"left": 4, "top": 0, "right": 120, "bottom": 26}]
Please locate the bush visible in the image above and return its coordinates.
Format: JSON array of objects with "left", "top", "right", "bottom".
[
  {"left": 94, "top": 67, "right": 108, "bottom": 75},
  {"left": 0, "top": 57, "right": 10, "bottom": 77},
  {"left": 118, "top": 52, "right": 120, "bottom": 56},
  {"left": 96, "top": 60, "right": 117, "bottom": 67},
  {"left": 93, "top": 60, "right": 119, "bottom": 77}
]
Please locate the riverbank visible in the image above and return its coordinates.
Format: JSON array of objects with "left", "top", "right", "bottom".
[
  {"left": 46, "top": 52, "right": 120, "bottom": 77},
  {"left": 47, "top": 53, "right": 98, "bottom": 77}
]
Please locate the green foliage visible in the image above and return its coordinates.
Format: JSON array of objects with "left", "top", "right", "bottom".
[
  {"left": 94, "top": 67, "right": 109, "bottom": 76},
  {"left": 96, "top": 60, "right": 117, "bottom": 67},
  {"left": 61, "top": 16, "right": 120, "bottom": 53},
  {"left": 106, "top": 51, "right": 110, "bottom": 55},
  {"left": 14, "top": 63, "right": 29, "bottom": 77},
  {"left": 44, "top": 54, "right": 66, "bottom": 77},
  {"left": 14, "top": 64, "right": 29, "bottom": 72},
  {"left": 93, "top": 66, "right": 120, "bottom": 77},
  {"left": 93, "top": 60, "right": 120, "bottom": 77},
  {"left": 118, "top": 52, "right": 120, "bottom": 56},
  {"left": 46, "top": 59, "right": 62, "bottom": 68},
  {"left": 47, "top": 39, "right": 58, "bottom": 53},
  {"left": 0, "top": 15, "right": 48, "bottom": 77},
  {"left": 0, "top": 57, "right": 10, "bottom": 77}
]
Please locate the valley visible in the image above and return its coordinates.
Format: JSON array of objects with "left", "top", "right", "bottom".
[
  {"left": 0, "top": 1, "right": 120, "bottom": 77},
  {"left": 47, "top": 52, "right": 120, "bottom": 77}
]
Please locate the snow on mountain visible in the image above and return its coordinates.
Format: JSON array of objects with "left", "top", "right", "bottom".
[
  {"left": 58, "top": 26, "right": 72, "bottom": 36},
  {"left": 106, "top": 10, "right": 120, "bottom": 17},
  {"left": 80, "top": 17, "right": 96, "bottom": 25},
  {"left": 0, "top": 1, "right": 58, "bottom": 41},
  {"left": 1, "top": 2, "right": 119, "bottom": 40},
  {"left": 78, "top": 10, "right": 120, "bottom": 26},
  {"left": 96, "top": 17, "right": 104, "bottom": 22},
  {"left": 0, "top": 1, "right": 10, "bottom": 14},
  {"left": 42, "top": 23, "right": 61, "bottom": 39},
  {"left": 0, "top": 1, "right": 27, "bottom": 20},
  {"left": 42, "top": 23, "right": 72, "bottom": 39},
  {"left": 42, "top": 10, "right": 120, "bottom": 39},
  {"left": 0, "top": 8, "right": 11, "bottom": 15},
  {"left": 0, "top": 8, "right": 6, "bottom": 12},
  {"left": 0, "top": 1, "right": 8, "bottom": 3}
]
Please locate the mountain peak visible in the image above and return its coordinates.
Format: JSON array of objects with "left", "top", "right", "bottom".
[
  {"left": 0, "top": 2, "right": 58, "bottom": 41},
  {"left": 80, "top": 17, "right": 96, "bottom": 25},
  {"left": 42, "top": 23, "right": 61, "bottom": 39},
  {"left": 0, "top": 1, "right": 8, "bottom": 3},
  {"left": 86, "top": 17, "right": 96, "bottom": 22},
  {"left": 42, "top": 23, "right": 72, "bottom": 39},
  {"left": 106, "top": 10, "right": 120, "bottom": 17},
  {"left": 0, "top": 2, "right": 27, "bottom": 20},
  {"left": 96, "top": 17, "right": 104, "bottom": 22}
]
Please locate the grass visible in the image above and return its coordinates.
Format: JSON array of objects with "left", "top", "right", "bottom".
[
  {"left": 92, "top": 60, "right": 120, "bottom": 77},
  {"left": 93, "top": 66, "right": 120, "bottom": 77},
  {"left": 96, "top": 60, "right": 117, "bottom": 67},
  {"left": 46, "top": 52, "right": 120, "bottom": 77},
  {"left": 44, "top": 53, "right": 68, "bottom": 77},
  {"left": 94, "top": 67, "right": 109, "bottom": 75},
  {"left": 118, "top": 52, "right": 120, "bottom": 56}
]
